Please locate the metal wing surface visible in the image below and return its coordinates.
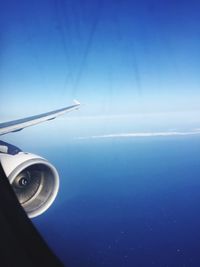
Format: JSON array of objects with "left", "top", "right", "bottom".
[{"left": 0, "top": 101, "right": 80, "bottom": 136}]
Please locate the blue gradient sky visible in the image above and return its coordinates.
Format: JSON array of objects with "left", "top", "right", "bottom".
[
  {"left": 1, "top": 0, "right": 200, "bottom": 141},
  {"left": 2, "top": 3, "right": 200, "bottom": 266}
]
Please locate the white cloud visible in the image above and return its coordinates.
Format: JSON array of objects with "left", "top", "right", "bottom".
[{"left": 77, "top": 129, "right": 200, "bottom": 140}]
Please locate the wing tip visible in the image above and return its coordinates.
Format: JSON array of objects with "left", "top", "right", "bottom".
[{"left": 73, "top": 99, "right": 81, "bottom": 106}]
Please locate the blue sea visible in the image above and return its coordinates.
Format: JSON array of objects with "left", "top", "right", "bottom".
[{"left": 33, "top": 136, "right": 200, "bottom": 267}]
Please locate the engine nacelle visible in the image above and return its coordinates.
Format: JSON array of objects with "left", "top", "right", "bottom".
[{"left": 0, "top": 152, "right": 59, "bottom": 218}]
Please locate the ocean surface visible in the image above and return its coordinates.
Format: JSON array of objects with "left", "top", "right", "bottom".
[{"left": 33, "top": 136, "right": 200, "bottom": 267}]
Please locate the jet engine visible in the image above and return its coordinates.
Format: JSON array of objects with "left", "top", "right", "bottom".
[{"left": 0, "top": 151, "right": 59, "bottom": 218}]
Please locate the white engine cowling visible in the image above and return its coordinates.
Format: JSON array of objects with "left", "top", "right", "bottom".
[{"left": 0, "top": 152, "right": 59, "bottom": 218}]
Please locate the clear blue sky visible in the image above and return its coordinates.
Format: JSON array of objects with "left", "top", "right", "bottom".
[{"left": 1, "top": 0, "right": 200, "bottom": 141}]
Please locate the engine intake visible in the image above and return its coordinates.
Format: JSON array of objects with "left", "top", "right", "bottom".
[{"left": 0, "top": 152, "right": 59, "bottom": 218}]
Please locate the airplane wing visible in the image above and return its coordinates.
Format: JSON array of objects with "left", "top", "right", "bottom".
[{"left": 0, "top": 100, "right": 80, "bottom": 136}]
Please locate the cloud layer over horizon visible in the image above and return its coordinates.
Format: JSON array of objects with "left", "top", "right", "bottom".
[{"left": 77, "top": 129, "right": 200, "bottom": 140}]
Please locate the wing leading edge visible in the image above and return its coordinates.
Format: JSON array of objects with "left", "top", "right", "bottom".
[{"left": 0, "top": 100, "right": 80, "bottom": 136}]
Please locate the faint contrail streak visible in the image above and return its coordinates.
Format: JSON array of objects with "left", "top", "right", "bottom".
[{"left": 77, "top": 129, "right": 200, "bottom": 140}]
